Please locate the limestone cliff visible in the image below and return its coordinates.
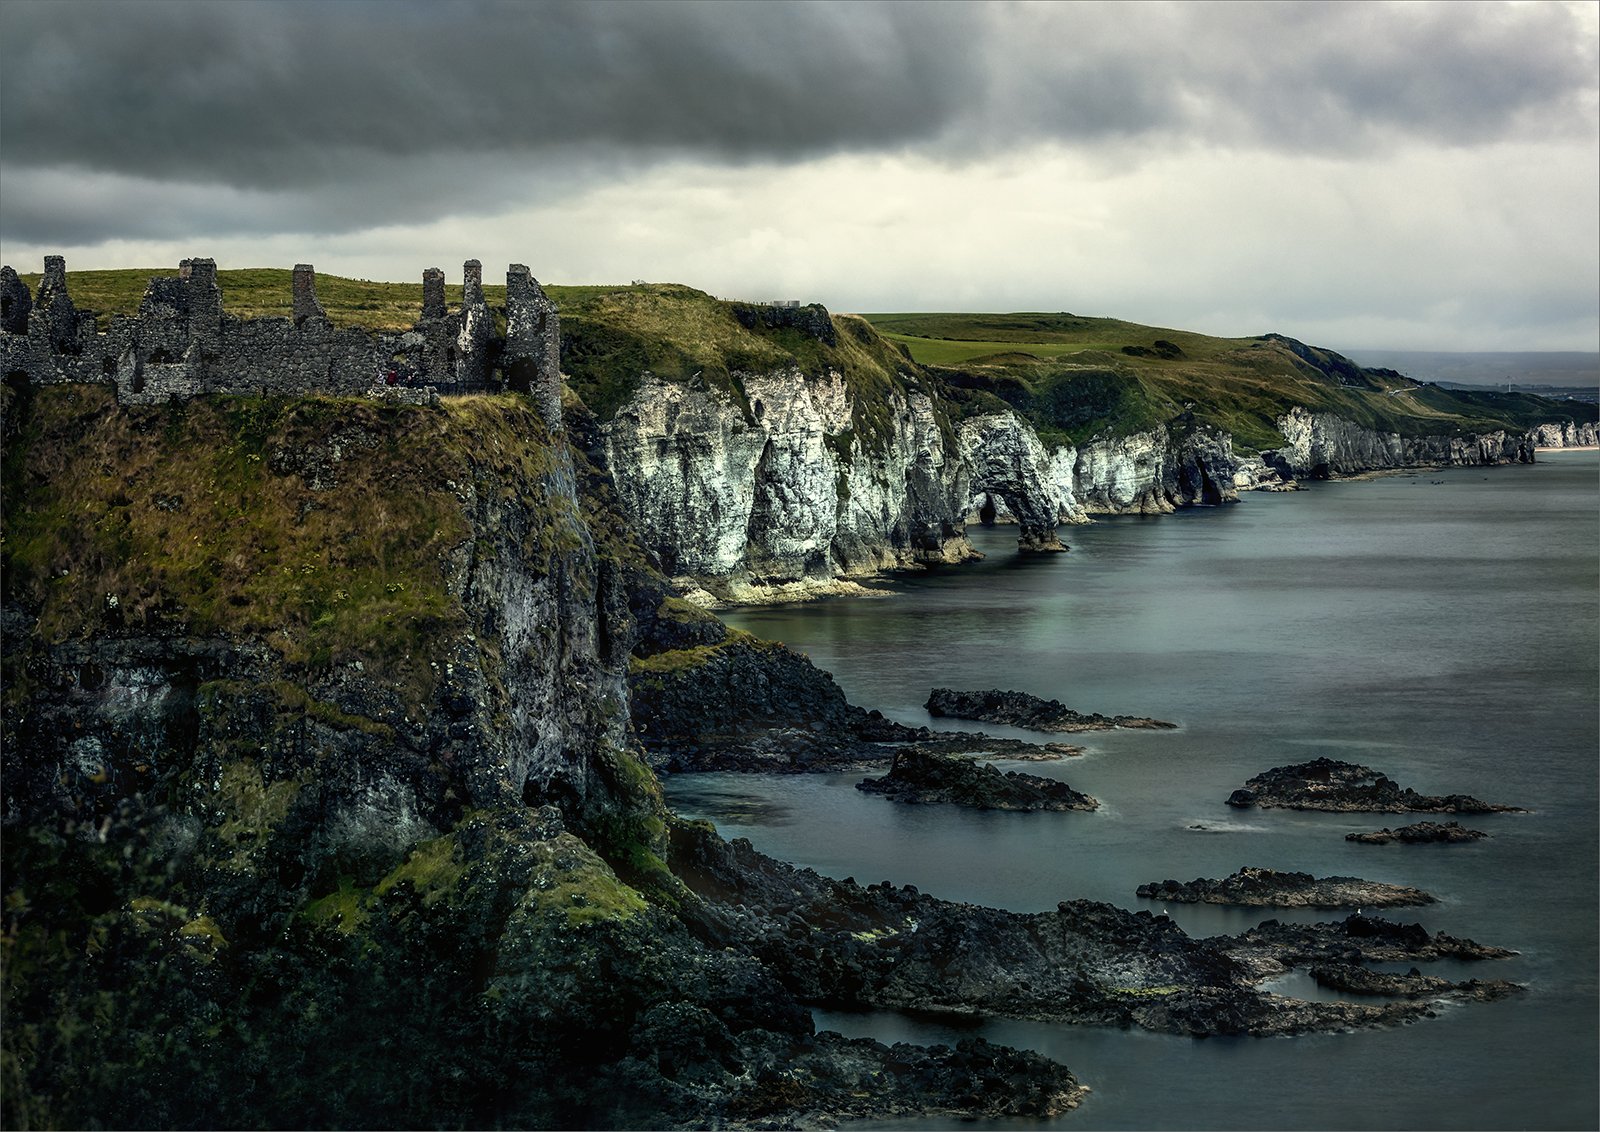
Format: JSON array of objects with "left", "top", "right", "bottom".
[
  {"left": 602, "top": 368, "right": 975, "bottom": 601},
  {"left": 601, "top": 374, "right": 1256, "bottom": 598},
  {"left": 1528, "top": 419, "right": 1600, "bottom": 448},
  {"left": 1263, "top": 406, "right": 1535, "bottom": 479},
  {"left": 598, "top": 366, "right": 1571, "bottom": 601}
]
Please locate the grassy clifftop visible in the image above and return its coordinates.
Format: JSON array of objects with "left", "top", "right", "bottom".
[
  {"left": 14, "top": 268, "right": 1592, "bottom": 453},
  {"left": 865, "top": 312, "right": 1597, "bottom": 451},
  {"left": 551, "top": 283, "right": 912, "bottom": 425}
]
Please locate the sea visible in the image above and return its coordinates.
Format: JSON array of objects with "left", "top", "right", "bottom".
[{"left": 663, "top": 450, "right": 1600, "bottom": 1130}]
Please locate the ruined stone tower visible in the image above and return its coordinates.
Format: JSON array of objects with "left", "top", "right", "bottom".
[
  {"left": 455, "top": 259, "right": 493, "bottom": 389},
  {"left": 1, "top": 255, "right": 565, "bottom": 432},
  {"left": 503, "top": 263, "right": 562, "bottom": 430},
  {"left": 292, "top": 264, "right": 328, "bottom": 325}
]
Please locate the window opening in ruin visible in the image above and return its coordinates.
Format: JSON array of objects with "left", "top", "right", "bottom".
[
  {"left": 505, "top": 357, "right": 536, "bottom": 394},
  {"left": 101, "top": 357, "right": 117, "bottom": 376}
]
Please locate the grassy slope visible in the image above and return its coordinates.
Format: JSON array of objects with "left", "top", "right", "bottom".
[
  {"left": 0, "top": 384, "right": 572, "bottom": 709},
  {"left": 13, "top": 269, "right": 1590, "bottom": 455},
  {"left": 865, "top": 312, "right": 1596, "bottom": 451}
]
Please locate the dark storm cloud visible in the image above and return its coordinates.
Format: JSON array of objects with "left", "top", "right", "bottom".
[{"left": 1, "top": 0, "right": 1594, "bottom": 243}]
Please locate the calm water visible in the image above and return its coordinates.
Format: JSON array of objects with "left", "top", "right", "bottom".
[{"left": 665, "top": 452, "right": 1600, "bottom": 1130}]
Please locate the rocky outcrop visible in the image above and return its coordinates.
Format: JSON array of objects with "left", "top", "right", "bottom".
[
  {"left": 1528, "top": 420, "right": 1599, "bottom": 448},
  {"left": 671, "top": 829, "right": 1512, "bottom": 1039},
  {"left": 601, "top": 348, "right": 1574, "bottom": 604},
  {"left": 602, "top": 370, "right": 976, "bottom": 601},
  {"left": 600, "top": 366, "right": 1259, "bottom": 600},
  {"left": 1309, "top": 962, "right": 1522, "bottom": 1001},
  {"left": 1137, "top": 867, "right": 1434, "bottom": 908},
  {"left": 1264, "top": 406, "right": 1535, "bottom": 479},
  {"left": 856, "top": 747, "right": 1098, "bottom": 811},
  {"left": 1, "top": 387, "right": 1091, "bottom": 1130},
  {"left": 927, "top": 687, "right": 1175, "bottom": 733},
  {"left": 1070, "top": 419, "right": 1239, "bottom": 514},
  {"left": 1226, "top": 758, "right": 1524, "bottom": 814},
  {"left": 1218, "top": 914, "right": 1516, "bottom": 970},
  {"left": 957, "top": 411, "right": 1073, "bottom": 548},
  {"left": 628, "top": 617, "right": 1082, "bottom": 773},
  {"left": 1346, "top": 821, "right": 1489, "bottom": 845}
]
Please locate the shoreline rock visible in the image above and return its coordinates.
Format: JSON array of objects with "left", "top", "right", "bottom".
[
  {"left": 1216, "top": 913, "right": 1516, "bottom": 973},
  {"left": 926, "top": 687, "right": 1176, "bottom": 733},
  {"left": 670, "top": 828, "right": 1515, "bottom": 1040},
  {"left": 1309, "top": 962, "right": 1523, "bottom": 1002},
  {"left": 1226, "top": 757, "right": 1524, "bottom": 813},
  {"left": 1136, "top": 866, "right": 1435, "bottom": 908},
  {"left": 856, "top": 746, "right": 1098, "bottom": 812},
  {"left": 1346, "top": 820, "right": 1488, "bottom": 845},
  {"left": 630, "top": 615, "right": 1081, "bottom": 773}
]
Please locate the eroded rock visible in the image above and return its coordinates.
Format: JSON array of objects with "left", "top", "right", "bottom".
[
  {"left": 1346, "top": 820, "right": 1489, "bottom": 845},
  {"left": 926, "top": 687, "right": 1175, "bottom": 733},
  {"left": 1226, "top": 757, "right": 1523, "bottom": 813},
  {"left": 856, "top": 746, "right": 1097, "bottom": 811},
  {"left": 1136, "top": 867, "right": 1434, "bottom": 908}
]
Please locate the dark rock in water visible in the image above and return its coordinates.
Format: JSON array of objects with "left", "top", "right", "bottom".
[
  {"left": 668, "top": 827, "right": 1511, "bottom": 1040},
  {"left": 630, "top": 625, "right": 1079, "bottom": 773},
  {"left": 1225, "top": 757, "right": 1524, "bottom": 813},
  {"left": 1309, "top": 962, "right": 1524, "bottom": 1001},
  {"left": 1136, "top": 866, "right": 1434, "bottom": 908},
  {"left": 1217, "top": 913, "right": 1516, "bottom": 969},
  {"left": 1346, "top": 820, "right": 1489, "bottom": 845},
  {"left": 926, "top": 687, "right": 1176, "bottom": 733},
  {"left": 856, "top": 746, "right": 1097, "bottom": 811},
  {"left": 663, "top": 1030, "right": 1088, "bottom": 1126}
]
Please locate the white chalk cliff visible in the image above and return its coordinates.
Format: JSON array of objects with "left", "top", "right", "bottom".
[{"left": 599, "top": 372, "right": 1578, "bottom": 602}]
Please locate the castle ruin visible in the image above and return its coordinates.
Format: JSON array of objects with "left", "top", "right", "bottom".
[{"left": 0, "top": 257, "right": 563, "bottom": 431}]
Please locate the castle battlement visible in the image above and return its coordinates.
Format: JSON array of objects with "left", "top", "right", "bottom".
[{"left": 0, "top": 258, "right": 563, "bottom": 430}]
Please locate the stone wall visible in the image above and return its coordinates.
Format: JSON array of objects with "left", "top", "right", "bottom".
[{"left": 0, "top": 256, "right": 564, "bottom": 431}]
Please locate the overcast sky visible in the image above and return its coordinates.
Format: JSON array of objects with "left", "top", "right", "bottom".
[{"left": 1, "top": 0, "right": 1595, "bottom": 351}]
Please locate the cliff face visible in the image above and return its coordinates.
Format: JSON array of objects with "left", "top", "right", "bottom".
[
  {"left": 599, "top": 374, "right": 1580, "bottom": 599},
  {"left": 1265, "top": 406, "right": 1535, "bottom": 479},
  {"left": 1068, "top": 420, "right": 1238, "bottom": 515},
  {"left": 3, "top": 385, "right": 1088, "bottom": 1129},
  {"left": 601, "top": 373, "right": 1249, "bottom": 596},
  {"left": 1528, "top": 419, "right": 1600, "bottom": 448},
  {"left": 2, "top": 390, "right": 623, "bottom": 830},
  {"left": 602, "top": 368, "right": 976, "bottom": 600}
]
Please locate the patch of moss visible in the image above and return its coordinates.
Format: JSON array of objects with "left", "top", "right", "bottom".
[
  {"left": 654, "top": 595, "right": 719, "bottom": 625},
  {"left": 375, "top": 835, "right": 466, "bottom": 910},
  {"left": 1110, "top": 984, "right": 1186, "bottom": 997},
  {"left": 302, "top": 875, "right": 375, "bottom": 936},
  {"left": 266, "top": 680, "right": 396, "bottom": 738},
  {"left": 177, "top": 915, "right": 227, "bottom": 951},
  {"left": 205, "top": 760, "right": 302, "bottom": 876},
  {"left": 627, "top": 629, "right": 758, "bottom": 676},
  {"left": 522, "top": 835, "right": 649, "bottom": 928}
]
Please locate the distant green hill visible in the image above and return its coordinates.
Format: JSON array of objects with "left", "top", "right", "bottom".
[{"left": 863, "top": 312, "right": 1596, "bottom": 452}]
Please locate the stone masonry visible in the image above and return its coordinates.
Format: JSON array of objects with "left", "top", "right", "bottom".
[{"left": 0, "top": 257, "right": 564, "bottom": 432}]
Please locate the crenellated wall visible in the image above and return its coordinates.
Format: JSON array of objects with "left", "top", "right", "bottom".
[{"left": 0, "top": 256, "right": 564, "bottom": 430}]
